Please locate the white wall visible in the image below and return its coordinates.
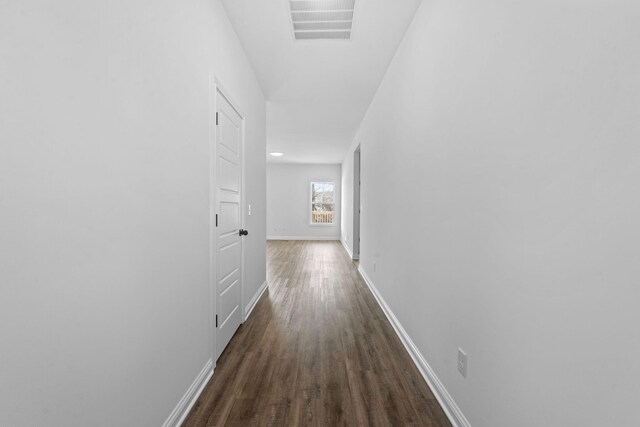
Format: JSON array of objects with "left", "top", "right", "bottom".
[
  {"left": 342, "top": 0, "right": 640, "bottom": 426},
  {"left": 267, "top": 164, "right": 341, "bottom": 240},
  {"left": 0, "top": 1, "right": 266, "bottom": 426}
]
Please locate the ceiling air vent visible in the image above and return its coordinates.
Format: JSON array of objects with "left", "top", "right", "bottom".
[{"left": 289, "top": 0, "right": 355, "bottom": 40}]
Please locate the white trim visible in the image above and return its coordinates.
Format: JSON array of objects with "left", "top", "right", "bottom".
[
  {"left": 162, "top": 359, "right": 214, "bottom": 427},
  {"left": 267, "top": 236, "right": 339, "bottom": 241},
  {"left": 244, "top": 280, "right": 268, "bottom": 321},
  {"left": 352, "top": 146, "right": 361, "bottom": 259},
  {"left": 208, "top": 74, "right": 217, "bottom": 362},
  {"left": 357, "top": 266, "right": 471, "bottom": 427},
  {"left": 340, "top": 239, "right": 353, "bottom": 258}
]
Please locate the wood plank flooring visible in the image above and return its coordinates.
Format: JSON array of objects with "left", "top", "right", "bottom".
[{"left": 183, "top": 240, "right": 451, "bottom": 427}]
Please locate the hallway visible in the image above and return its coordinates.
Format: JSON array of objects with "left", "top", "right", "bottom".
[{"left": 183, "top": 241, "right": 451, "bottom": 426}]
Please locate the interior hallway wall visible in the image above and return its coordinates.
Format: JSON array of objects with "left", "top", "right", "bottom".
[
  {"left": 267, "top": 163, "right": 341, "bottom": 240},
  {"left": 0, "top": 0, "right": 266, "bottom": 425},
  {"left": 341, "top": 0, "right": 640, "bottom": 425}
]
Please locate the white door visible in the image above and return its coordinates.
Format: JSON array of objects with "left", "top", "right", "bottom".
[{"left": 215, "top": 89, "right": 244, "bottom": 360}]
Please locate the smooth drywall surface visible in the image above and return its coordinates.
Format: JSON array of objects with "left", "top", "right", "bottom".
[
  {"left": 267, "top": 164, "right": 341, "bottom": 239},
  {"left": 343, "top": 0, "right": 640, "bottom": 425},
  {"left": 0, "top": 1, "right": 266, "bottom": 426}
]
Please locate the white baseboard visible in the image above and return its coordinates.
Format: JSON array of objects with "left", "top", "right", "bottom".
[
  {"left": 358, "top": 266, "right": 471, "bottom": 427},
  {"left": 340, "top": 239, "right": 354, "bottom": 258},
  {"left": 244, "top": 280, "right": 268, "bottom": 321},
  {"left": 267, "top": 236, "right": 339, "bottom": 241},
  {"left": 162, "top": 359, "right": 214, "bottom": 427}
]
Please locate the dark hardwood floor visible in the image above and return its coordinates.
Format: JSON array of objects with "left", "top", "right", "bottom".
[{"left": 183, "top": 240, "right": 451, "bottom": 426}]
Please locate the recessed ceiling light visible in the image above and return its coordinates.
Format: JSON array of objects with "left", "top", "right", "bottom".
[
  {"left": 289, "top": 0, "right": 355, "bottom": 40},
  {"left": 270, "top": 152, "right": 284, "bottom": 157}
]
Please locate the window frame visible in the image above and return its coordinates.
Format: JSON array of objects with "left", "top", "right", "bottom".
[{"left": 309, "top": 181, "right": 336, "bottom": 226}]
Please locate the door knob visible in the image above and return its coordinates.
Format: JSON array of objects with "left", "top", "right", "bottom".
[{"left": 239, "top": 229, "right": 249, "bottom": 236}]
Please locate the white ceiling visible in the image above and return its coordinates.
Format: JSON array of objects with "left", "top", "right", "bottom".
[{"left": 221, "top": 0, "right": 422, "bottom": 164}]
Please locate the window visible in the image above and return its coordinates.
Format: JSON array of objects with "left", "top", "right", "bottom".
[{"left": 310, "top": 182, "right": 335, "bottom": 225}]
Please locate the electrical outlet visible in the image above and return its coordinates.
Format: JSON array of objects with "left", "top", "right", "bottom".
[
  {"left": 457, "top": 348, "right": 467, "bottom": 378},
  {"left": 248, "top": 204, "right": 252, "bottom": 216}
]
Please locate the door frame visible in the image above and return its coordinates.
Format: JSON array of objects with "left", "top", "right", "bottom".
[
  {"left": 352, "top": 145, "right": 361, "bottom": 260},
  {"left": 209, "top": 75, "right": 247, "bottom": 362}
]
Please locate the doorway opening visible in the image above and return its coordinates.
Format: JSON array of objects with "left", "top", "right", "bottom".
[{"left": 353, "top": 146, "right": 361, "bottom": 260}]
